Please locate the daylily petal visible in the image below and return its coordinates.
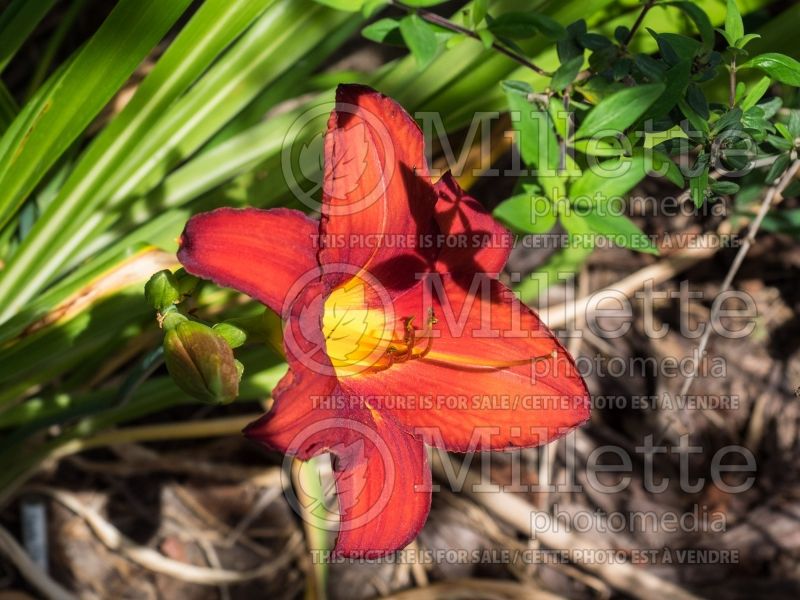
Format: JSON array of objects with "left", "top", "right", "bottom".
[
  {"left": 320, "top": 84, "right": 438, "bottom": 294},
  {"left": 248, "top": 371, "right": 431, "bottom": 558},
  {"left": 244, "top": 281, "right": 430, "bottom": 558},
  {"left": 433, "top": 172, "right": 513, "bottom": 275},
  {"left": 244, "top": 280, "right": 345, "bottom": 458},
  {"left": 243, "top": 364, "right": 344, "bottom": 460},
  {"left": 178, "top": 207, "right": 318, "bottom": 314},
  {"left": 342, "top": 275, "right": 590, "bottom": 451},
  {"left": 332, "top": 410, "right": 431, "bottom": 558}
]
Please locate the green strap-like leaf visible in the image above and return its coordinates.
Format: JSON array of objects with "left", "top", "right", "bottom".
[
  {"left": 0, "top": 80, "right": 18, "bottom": 134},
  {"left": 0, "top": 0, "right": 194, "bottom": 231},
  {"left": 0, "top": 0, "right": 57, "bottom": 74}
]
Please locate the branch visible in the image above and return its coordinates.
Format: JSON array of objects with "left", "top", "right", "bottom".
[
  {"left": 391, "top": 0, "right": 552, "bottom": 77},
  {"left": 28, "top": 485, "right": 303, "bottom": 586},
  {"left": 538, "top": 154, "right": 786, "bottom": 327},
  {"left": 622, "top": 0, "right": 657, "bottom": 50},
  {"left": 0, "top": 525, "right": 77, "bottom": 600},
  {"left": 678, "top": 158, "right": 800, "bottom": 398},
  {"left": 431, "top": 453, "right": 703, "bottom": 600}
]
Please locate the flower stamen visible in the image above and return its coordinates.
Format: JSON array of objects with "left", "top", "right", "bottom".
[{"left": 366, "top": 310, "right": 557, "bottom": 374}]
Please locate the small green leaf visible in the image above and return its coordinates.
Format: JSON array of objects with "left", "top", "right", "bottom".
[
  {"left": 678, "top": 98, "right": 710, "bottom": 136},
  {"left": 758, "top": 97, "right": 782, "bottom": 119},
  {"left": 710, "top": 181, "right": 740, "bottom": 195},
  {"left": 516, "top": 245, "right": 594, "bottom": 301},
  {"left": 527, "top": 12, "right": 567, "bottom": 39},
  {"left": 362, "top": 0, "right": 388, "bottom": 17},
  {"left": 313, "top": 0, "right": 364, "bottom": 10},
  {"left": 740, "top": 76, "right": 771, "bottom": 111},
  {"left": 399, "top": 14, "right": 438, "bottom": 69},
  {"left": 644, "top": 125, "right": 688, "bottom": 150},
  {"left": 487, "top": 11, "right": 566, "bottom": 40},
  {"left": 711, "top": 107, "right": 742, "bottom": 135},
  {"left": 634, "top": 54, "right": 666, "bottom": 82},
  {"left": 653, "top": 150, "right": 685, "bottom": 187},
  {"left": 715, "top": 27, "right": 733, "bottom": 48},
  {"left": 735, "top": 33, "right": 760, "bottom": 49},
  {"left": 551, "top": 55, "right": 584, "bottom": 92},
  {"left": 651, "top": 31, "right": 701, "bottom": 64},
  {"left": 685, "top": 83, "right": 709, "bottom": 119},
  {"left": 725, "top": 0, "right": 744, "bottom": 46},
  {"left": 570, "top": 151, "right": 648, "bottom": 200},
  {"left": 573, "top": 138, "right": 626, "bottom": 157},
  {"left": 472, "top": 0, "right": 488, "bottom": 27},
  {"left": 571, "top": 210, "right": 658, "bottom": 255},
  {"left": 486, "top": 12, "right": 540, "bottom": 39},
  {"left": 493, "top": 194, "right": 557, "bottom": 234},
  {"left": 767, "top": 133, "right": 793, "bottom": 152},
  {"left": 789, "top": 110, "right": 800, "bottom": 137},
  {"left": 401, "top": 0, "right": 448, "bottom": 5},
  {"left": 578, "top": 32, "right": 612, "bottom": 50},
  {"left": 740, "top": 53, "right": 800, "bottom": 87},
  {"left": 574, "top": 83, "right": 665, "bottom": 139},
  {"left": 690, "top": 164, "right": 709, "bottom": 207},
  {"left": 144, "top": 270, "right": 181, "bottom": 311},
  {"left": 501, "top": 80, "right": 533, "bottom": 96},
  {"left": 766, "top": 153, "right": 790, "bottom": 184},
  {"left": 362, "top": 18, "right": 400, "bottom": 43},
  {"left": 477, "top": 28, "right": 495, "bottom": 49},
  {"left": 505, "top": 88, "right": 559, "bottom": 172},
  {"left": 668, "top": 2, "right": 714, "bottom": 51}
]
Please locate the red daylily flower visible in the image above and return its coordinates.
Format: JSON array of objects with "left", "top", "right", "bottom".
[{"left": 177, "top": 84, "right": 590, "bottom": 558}]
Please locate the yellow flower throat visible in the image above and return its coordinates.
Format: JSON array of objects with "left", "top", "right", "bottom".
[{"left": 321, "top": 276, "right": 558, "bottom": 379}]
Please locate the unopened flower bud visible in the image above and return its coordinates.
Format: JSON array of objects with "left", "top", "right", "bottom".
[
  {"left": 164, "top": 320, "right": 240, "bottom": 404},
  {"left": 145, "top": 270, "right": 181, "bottom": 311},
  {"left": 174, "top": 268, "right": 200, "bottom": 297}
]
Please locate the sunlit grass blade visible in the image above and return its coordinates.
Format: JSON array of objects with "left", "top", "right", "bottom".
[
  {"left": 0, "top": 0, "right": 193, "bottom": 231},
  {"left": 24, "top": 0, "right": 89, "bottom": 99},
  {"left": 0, "top": 80, "right": 17, "bottom": 133},
  {"left": 0, "top": 248, "right": 177, "bottom": 408},
  {"left": 0, "top": 0, "right": 57, "bottom": 73},
  {"left": 0, "top": 1, "right": 354, "bottom": 322}
]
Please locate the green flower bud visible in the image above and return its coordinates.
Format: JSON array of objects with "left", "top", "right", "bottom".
[
  {"left": 163, "top": 320, "right": 240, "bottom": 404},
  {"left": 174, "top": 268, "right": 200, "bottom": 297},
  {"left": 145, "top": 270, "right": 181, "bottom": 311},
  {"left": 213, "top": 322, "right": 247, "bottom": 348}
]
